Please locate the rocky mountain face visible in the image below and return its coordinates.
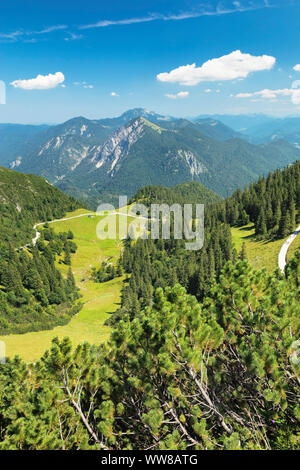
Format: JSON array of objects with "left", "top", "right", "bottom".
[
  {"left": 56, "top": 116, "right": 300, "bottom": 207},
  {"left": 4, "top": 108, "right": 300, "bottom": 208},
  {"left": 56, "top": 117, "right": 211, "bottom": 206},
  {"left": 90, "top": 117, "right": 146, "bottom": 174},
  {"left": 11, "top": 116, "right": 112, "bottom": 183}
]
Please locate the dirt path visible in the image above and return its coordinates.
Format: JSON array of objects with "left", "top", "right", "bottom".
[{"left": 278, "top": 224, "right": 300, "bottom": 273}]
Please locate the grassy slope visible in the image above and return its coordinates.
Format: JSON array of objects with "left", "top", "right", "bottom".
[{"left": 0, "top": 209, "right": 126, "bottom": 362}]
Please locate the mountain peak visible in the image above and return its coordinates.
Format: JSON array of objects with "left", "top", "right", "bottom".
[{"left": 120, "top": 108, "right": 153, "bottom": 118}]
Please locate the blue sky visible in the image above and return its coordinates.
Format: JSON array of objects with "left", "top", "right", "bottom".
[{"left": 0, "top": 0, "right": 300, "bottom": 123}]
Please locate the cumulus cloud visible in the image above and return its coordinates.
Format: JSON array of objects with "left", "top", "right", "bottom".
[
  {"left": 204, "top": 88, "right": 212, "bottom": 93},
  {"left": 236, "top": 87, "right": 300, "bottom": 105},
  {"left": 157, "top": 50, "right": 276, "bottom": 86},
  {"left": 165, "top": 91, "right": 189, "bottom": 99},
  {"left": 10, "top": 72, "right": 65, "bottom": 90},
  {"left": 293, "top": 64, "right": 300, "bottom": 72},
  {"left": 110, "top": 92, "right": 119, "bottom": 96}
]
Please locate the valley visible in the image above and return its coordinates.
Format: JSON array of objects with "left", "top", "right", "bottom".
[
  {"left": 0, "top": 210, "right": 124, "bottom": 361},
  {"left": 0, "top": 135, "right": 299, "bottom": 450},
  {"left": 1, "top": 206, "right": 299, "bottom": 362}
]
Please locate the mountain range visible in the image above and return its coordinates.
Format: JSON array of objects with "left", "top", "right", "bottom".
[
  {"left": 196, "top": 113, "right": 300, "bottom": 146},
  {"left": 0, "top": 123, "right": 49, "bottom": 167},
  {"left": 2, "top": 108, "right": 300, "bottom": 208}
]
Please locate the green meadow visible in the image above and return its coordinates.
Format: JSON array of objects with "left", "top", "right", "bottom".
[{"left": 231, "top": 224, "right": 288, "bottom": 272}]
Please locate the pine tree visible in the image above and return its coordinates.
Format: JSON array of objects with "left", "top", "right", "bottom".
[
  {"left": 279, "top": 211, "right": 292, "bottom": 238},
  {"left": 63, "top": 246, "right": 71, "bottom": 266},
  {"left": 67, "top": 268, "right": 76, "bottom": 292},
  {"left": 240, "top": 242, "right": 247, "bottom": 260}
]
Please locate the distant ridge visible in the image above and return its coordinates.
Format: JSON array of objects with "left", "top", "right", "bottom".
[{"left": 1, "top": 109, "right": 299, "bottom": 208}]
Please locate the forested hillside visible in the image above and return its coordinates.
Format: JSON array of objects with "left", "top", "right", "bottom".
[
  {"left": 224, "top": 160, "right": 300, "bottom": 239},
  {"left": 0, "top": 167, "right": 84, "bottom": 334},
  {"left": 0, "top": 159, "right": 299, "bottom": 450},
  {"left": 0, "top": 167, "right": 82, "bottom": 247},
  {"left": 104, "top": 161, "right": 300, "bottom": 325},
  {"left": 0, "top": 236, "right": 80, "bottom": 335},
  {"left": 131, "top": 181, "right": 222, "bottom": 207}
]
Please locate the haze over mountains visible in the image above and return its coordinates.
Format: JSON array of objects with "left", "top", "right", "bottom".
[
  {"left": 0, "top": 124, "right": 49, "bottom": 167},
  {"left": 2, "top": 108, "right": 300, "bottom": 208},
  {"left": 197, "top": 113, "right": 300, "bottom": 145}
]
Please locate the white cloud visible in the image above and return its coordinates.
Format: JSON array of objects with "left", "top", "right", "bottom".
[
  {"left": 292, "top": 80, "right": 300, "bottom": 89},
  {"left": 73, "top": 81, "right": 93, "bottom": 88},
  {"left": 110, "top": 92, "right": 119, "bottom": 96},
  {"left": 64, "top": 32, "right": 83, "bottom": 41},
  {"left": 293, "top": 64, "right": 300, "bottom": 72},
  {"left": 80, "top": 2, "right": 269, "bottom": 30},
  {"left": 177, "top": 91, "right": 189, "bottom": 98},
  {"left": 235, "top": 87, "right": 300, "bottom": 105},
  {"left": 165, "top": 91, "right": 189, "bottom": 99},
  {"left": 0, "top": 31, "right": 23, "bottom": 42},
  {"left": 204, "top": 88, "right": 212, "bottom": 93},
  {"left": 0, "top": 25, "right": 68, "bottom": 43},
  {"left": 10, "top": 72, "right": 65, "bottom": 90},
  {"left": 34, "top": 25, "right": 67, "bottom": 35},
  {"left": 235, "top": 92, "right": 253, "bottom": 98},
  {"left": 157, "top": 50, "right": 276, "bottom": 86}
]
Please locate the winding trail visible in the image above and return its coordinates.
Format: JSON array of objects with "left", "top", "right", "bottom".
[
  {"left": 18, "top": 209, "right": 152, "bottom": 250},
  {"left": 278, "top": 224, "right": 300, "bottom": 273},
  {"left": 17, "top": 213, "right": 96, "bottom": 250},
  {"left": 32, "top": 213, "right": 96, "bottom": 246}
]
